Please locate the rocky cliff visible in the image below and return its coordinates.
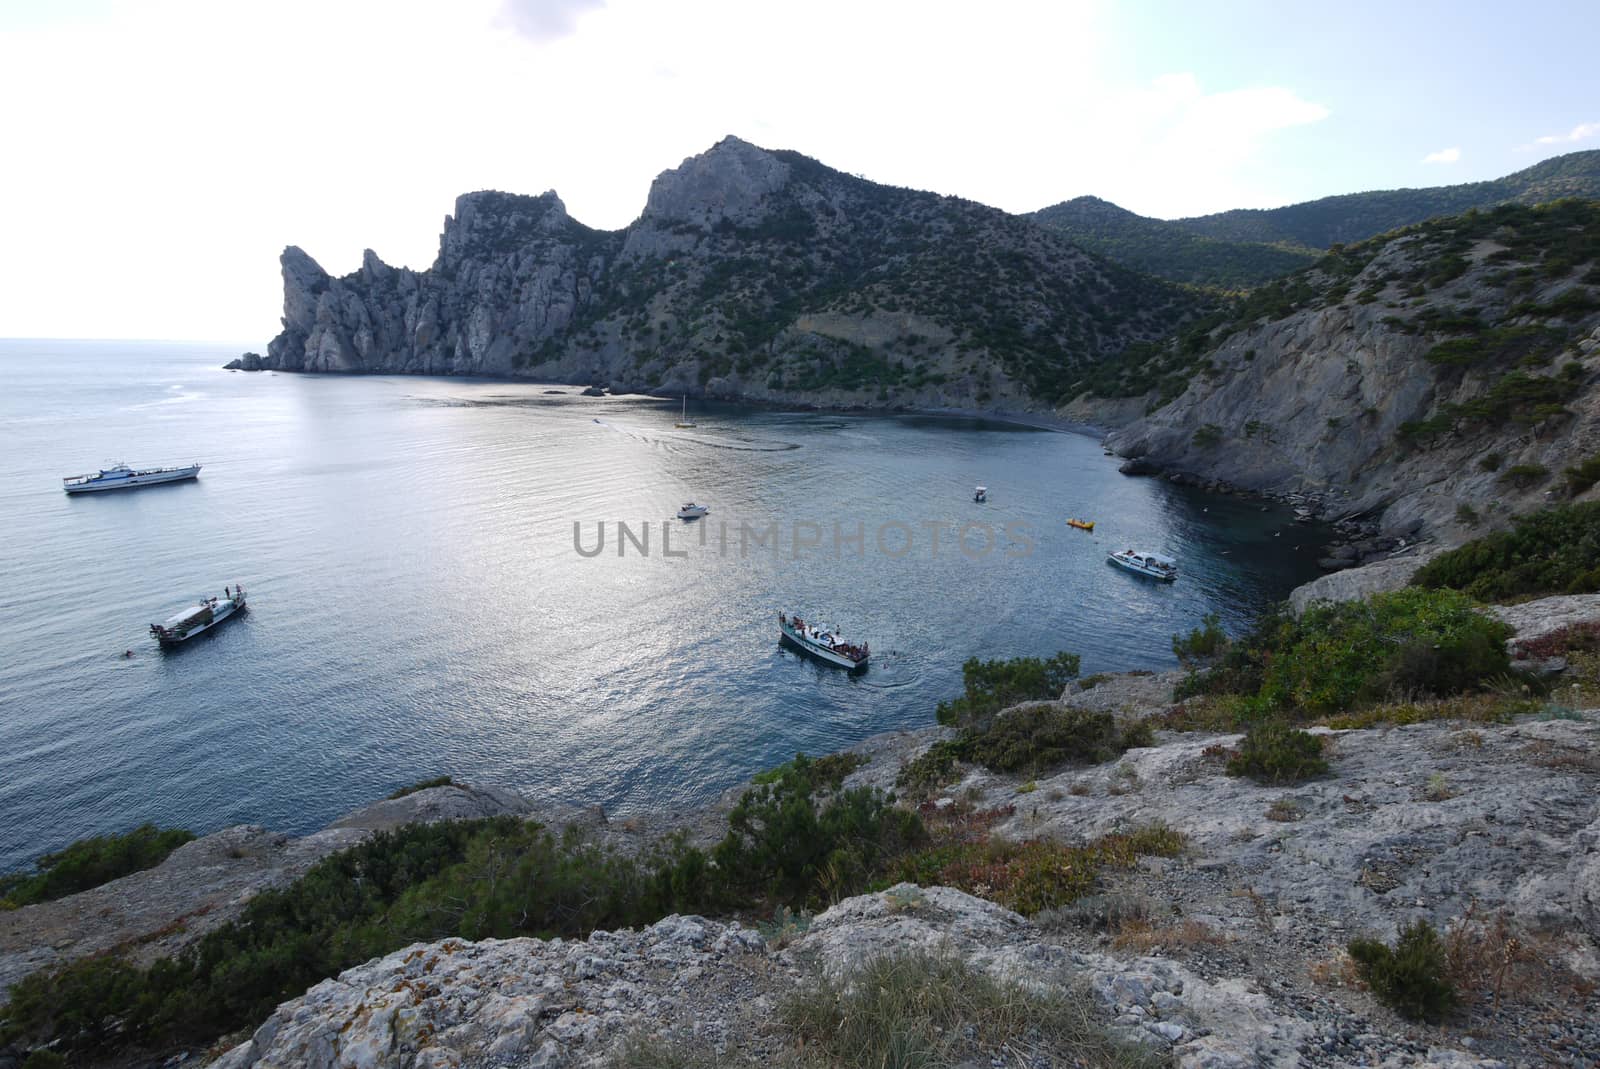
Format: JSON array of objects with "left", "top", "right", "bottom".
[
  {"left": 1101, "top": 200, "right": 1600, "bottom": 541},
  {"left": 252, "top": 137, "right": 1203, "bottom": 412}
]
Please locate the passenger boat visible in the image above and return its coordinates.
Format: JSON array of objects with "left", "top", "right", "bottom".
[
  {"left": 150, "top": 586, "right": 247, "bottom": 646},
  {"left": 677, "top": 502, "right": 710, "bottom": 519},
  {"left": 63, "top": 462, "right": 200, "bottom": 494},
  {"left": 674, "top": 396, "right": 696, "bottom": 428},
  {"left": 1067, "top": 518, "right": 1095, "bottom": 531},
  {"left": 973, "top": 486, "right": 988, "bottom": 503},
  {"left": 778, "top": 611, "right": 869, "bottom": 671},
  {"left": 1108, "top": 549, "right": 1177, "bottom": 581}
]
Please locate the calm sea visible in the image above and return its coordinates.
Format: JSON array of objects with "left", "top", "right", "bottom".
[{"left": 0, "top": 340, "right": 1330, "bottom": 872}]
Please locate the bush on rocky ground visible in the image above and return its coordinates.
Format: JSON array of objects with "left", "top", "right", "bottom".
[
  {"left": 898, "top": 704, "right": 1150, "bottom": 797},
  {"left": 1225, "top": 720, "right": 1330, "bottom": 784},
  {"left": 883, "top": 822, "right": 1184, "bottom": 916},
  {"left": 936, "top": 652, "right": 1081, "bottom": 730},
  {"left": 1412, "top": 500, "right": 1600, "bottom": 600},
  {"left": 1348, "top": 920, "right": 1457, "bottom": 1023},
  {"left": 0, "top": 766, "right": 925, "bottom": 1060},
  {"left": 1175, "top": 588, "right": 1513, "bottom": 720},
  {"left": 0, "top": 824, "right": 195, "bottom": 910}
]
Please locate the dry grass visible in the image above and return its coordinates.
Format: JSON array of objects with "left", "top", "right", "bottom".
[
  {"left": 779, "top": 951, "right": 1164, "bottom": 1069},
  {"left": 1265, "top": 797, "right": 1304, "bottom": 822},
  {"left": 1321, "top": 692, "right": 1540, "bottom": 730},
  {"left": 1442, "top": 903, "right": 1563, "bottom": 1008},
  {"left": 1422, "top": 772, "right": 1457, "bottom": 801},
  {"left": 1068, "top": 783, "right": 1091, "bottom": 797},
  {"left": 1518, "top": 739, "right": 1600, "bottom": 773},
  {"left": 1308, "top": 948, "right": 1362, "bottom": 989},
  {"left": 1111, "top": 919, "right": 1226, "bottom": 953}
]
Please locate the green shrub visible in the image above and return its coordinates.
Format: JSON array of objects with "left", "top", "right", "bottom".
[
  {"left": 1454, "top": 503, "right": 1480, "bottom": 527},
  {"left": 1185, "top": 589, "right": 1512, "bottom": 718},
  {"left": 1225, "top": 721, "right": 1329, "bottom": 784},
  {"left": 1192, "top": 423, "right": 1223, "bottom": 448},
  {"left": 895, "top": 738, "right": 970, "bottom": 797},
  {"left": 936, "top": 652, "right": 1080, "bottom": 729},
  {"left": 2, "top": 770, "right": 926, "bottom": 1057},
  {"left": 1413, "top": 501, "right": 1600, "bottom": 600},
  {"left": 966, "top": 706, "right": 1123, "bottom": 774},
  {"left": 387, "top": 776, "right": 454, "bottom": 799},
  {"left": 1564, "top": 453, "right": 1600, "bottom": 496},
  {"left": 1499, "top": 463, "right": 1549, "bottom": 489},
  {"left": 0, "top": 824, "right": 195, "bottom": 908},
  {"left": 1477, "top": 452, "right": 1503, "bottom": 472},
  {"left": 1119, "top": 719, "right": 1156, "bottom": 750},
  {"left": 1172, "top": 612, "right": 1228, "bottom": 665},
  {"left": 1348, "top": 920, "right": 1456, "bottom": 1022},
  {"left": 751, "top": 751, "right": 865, "bottom": 790},
  {"left": 21, "top": 1051, "right": 67, "bottom": 1069}
]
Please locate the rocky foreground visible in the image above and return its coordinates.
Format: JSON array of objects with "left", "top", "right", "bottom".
[
  {"left": 189, "top": 701, "right": 1599, "bottom": 1069},
  {"left": 3, "top": 589, "right": 1599, "bottom": 1068}
]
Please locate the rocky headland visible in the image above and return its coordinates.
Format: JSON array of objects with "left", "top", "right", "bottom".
[{"left": 243, "top": 137, "right": 1198, "bottom": 416}]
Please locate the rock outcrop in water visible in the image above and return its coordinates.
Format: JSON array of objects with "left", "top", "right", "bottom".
[{"left": 251, "top": 137, "right": 1202, "bottom": 412}]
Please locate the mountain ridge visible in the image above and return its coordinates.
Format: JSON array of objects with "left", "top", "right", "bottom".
[
  {"left": 1030, "top": 150, "right": 1600, "bottom": 289},
  {"left": 252, "top": 136, "right": 1204, "bottom": 413}
]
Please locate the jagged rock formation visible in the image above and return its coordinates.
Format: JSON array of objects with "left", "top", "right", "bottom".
[
  {"left": 254, "top": 137, "right": 1202, "bottom": 411},
  {"left": 1101, "top": 200, "right": 1600, "bottom": 540},
  {"left": 0, "top": 784, "right": 534, "bottom": 996}
]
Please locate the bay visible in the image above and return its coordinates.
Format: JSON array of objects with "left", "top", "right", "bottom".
[{"left": 0, "top": 340, "right": 1329, "bottom": 872}]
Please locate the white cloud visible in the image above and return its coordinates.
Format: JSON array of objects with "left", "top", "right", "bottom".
[
  {"left": 1422, "top": 146, "right": 1461, "bottom": 164},
  {"left": 1536, "top": 121, "right": 1600, "bottom": 145},
  {"left": 0, "top": 0, "right": 1333, "bottom": 339},
  {"left": 494, "top": 0, "right": 604, "bottom": 42}
]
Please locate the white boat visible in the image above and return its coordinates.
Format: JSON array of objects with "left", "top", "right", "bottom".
[
  {"left": 677, "top": 502, "right": 711, "bottom": 519},
  {"left": 778, "top": 612, "right": 869, "bottom": 670},
  {"left": 1108, "top": 549, "right": 1178, "bottom": 582},
  {"left": 675, "top": 396, "right": 696, "bottom": 428},
  {"left": 150, "top": 586, "right": 247, "bottom": 647},
  {"left": 974, "top": 485, "right": 988, "bottom": 502},
  {"left": 63, "top": 462, "right": 200, "bottom": 494}
]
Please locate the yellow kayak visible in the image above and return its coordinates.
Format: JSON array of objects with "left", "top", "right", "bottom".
[{"left": 1066, "top": 518, "right": 1095, "bottom": 531}]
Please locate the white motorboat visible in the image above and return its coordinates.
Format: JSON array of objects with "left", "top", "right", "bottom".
[
  {"left": 150, "top": 586, "right": 247, "bottom": 646},
  {"left": 1108, "top": 548, "right": 1178, "bottom": 582},
  {"left": 677, "top": 502, "right": 711, "bottom": 519},
  {"left": 778, "top": 612, "right": 869, "bottom": 670},
  {"left": 64, "top": 462, "right": 200, "bottom": 494},
  {"left": 973, "top": 485, "right": 988, "bottom": 502}
]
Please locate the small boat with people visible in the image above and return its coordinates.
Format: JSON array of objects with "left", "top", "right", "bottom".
[
  {"left": 1108, "top": 548, "right": 1178, "bottom": 582},
  {"left": 1067, "top": 518, "right": 1095, "bottom": 531},
  {"left": 973, "top": 486, "right": 987, "bottom": 503},
  {"left": 677, "top": 502, "right": 710, "bottom": 519},
  {"left": 150, "top": 585, "right": 247, "bottom": 647},
  {"left": 778, "top": 611, "right": 869, "bottom": 671},
  {"left": 63, "top": 462, "right": 200, "bottom": 494}
]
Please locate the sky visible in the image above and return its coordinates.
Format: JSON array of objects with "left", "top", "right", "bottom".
[{"left": 0, "top": 0, "right": 1595, "bottom": 342}]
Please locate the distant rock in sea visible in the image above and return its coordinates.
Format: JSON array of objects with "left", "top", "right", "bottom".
[{"left": 224, "top": 352, "right": 266, "bottom": 371}]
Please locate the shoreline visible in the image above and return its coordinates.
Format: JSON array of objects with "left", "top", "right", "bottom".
[{"left": 226, "top": 363, "right": 1108, "bottom": 438}]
